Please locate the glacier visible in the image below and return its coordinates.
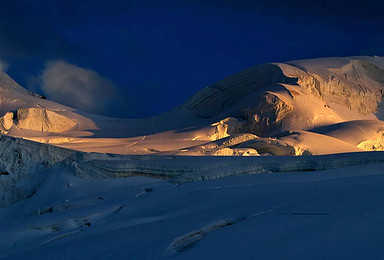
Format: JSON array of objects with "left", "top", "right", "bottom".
[{"left": 1, "top": 56, "right": 384, "bottom": 259}]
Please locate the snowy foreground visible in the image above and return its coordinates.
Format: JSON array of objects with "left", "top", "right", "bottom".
[{"left": 1, "top": 135, "right": 384, "bottom": 259}]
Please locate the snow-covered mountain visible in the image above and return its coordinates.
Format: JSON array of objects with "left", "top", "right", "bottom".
[
  {"left": 1, "top": 56, "right": 384, "bottom": 156},
  {"left": 1, "top": 56, "right": 384, "bottom": 259}
]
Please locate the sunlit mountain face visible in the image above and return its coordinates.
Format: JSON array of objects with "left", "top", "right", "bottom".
[{"left": 1, "top": 56, "right": 384, "bottom": 156}]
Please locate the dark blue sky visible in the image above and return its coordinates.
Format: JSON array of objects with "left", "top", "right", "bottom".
[{"left": 0, "top": 0, "right": 383, "bottom": 118}]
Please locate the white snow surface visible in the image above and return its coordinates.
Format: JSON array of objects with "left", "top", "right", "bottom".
[{"left": 1, "top": 155, "right": 384, "bottom": 259}]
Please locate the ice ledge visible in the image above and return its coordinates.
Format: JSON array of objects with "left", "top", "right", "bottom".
[{"left": 1, "top": 134, "right": 384, "bottom": 207}]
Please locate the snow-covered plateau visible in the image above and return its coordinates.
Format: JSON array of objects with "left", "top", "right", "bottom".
[{"left": 1, "top": 56, "right": 384, "bottom": 259}]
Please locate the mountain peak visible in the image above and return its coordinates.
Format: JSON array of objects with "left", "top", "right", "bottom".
[{"left": 0, "top": 56, "right": 384, "bottom": 156}]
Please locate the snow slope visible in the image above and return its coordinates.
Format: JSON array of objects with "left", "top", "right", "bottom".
[{"left": 1, "top": 158, "right": 384, "bottom": 259}]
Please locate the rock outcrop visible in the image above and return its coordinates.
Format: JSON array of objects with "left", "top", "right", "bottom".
[{"left": 0, "top": 108, "right": 77, "bottom": 133}]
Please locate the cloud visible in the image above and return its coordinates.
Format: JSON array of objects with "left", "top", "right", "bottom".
[
  {"left": 0, "top": 59, "right": 9, "bottom": 72},
  {"left": 40, "top": 60, "right": 128, "bottom": 116}
]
